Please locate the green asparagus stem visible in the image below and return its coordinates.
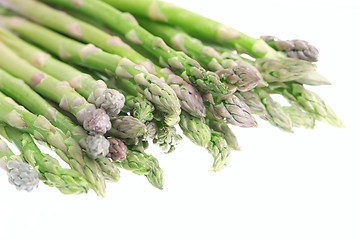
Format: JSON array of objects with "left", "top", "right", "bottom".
[
  {"left": 38, "top": 0, "right": 228, "bottom": 96},
  {"left": 136, "top": 17, "right": 261, "bottom": 92},
  {"left": 179, "top": 112, "right": 211, "bottom": 148},
  {"left": 1, "top": 125, "right": 90, "bottom": 194},
  {"left": 234, "top": 90, "right": 267, "bottom": 116},
  {"left": 283, "top": 106, "right": 315, "bottom": 129},
  {"left": 0, "top": 91, "right": 106, "bottom": 196},
  {"left": 202, "top": 93, "right": 257, "bottom": 128},
  {"left": 0, "top": 16, "right": 181, "bottom": 126},
  {"left": 269, "top": 83, "right": 344, "bottom": 127},
  {"left": 114, "top": 149, "right": 164, "bottom": 189},
  {"left": 261, "top": 36, "right": 319, "bottom": 62},
  {"left": 0, "top": 67, "right": 110, "bottom": 159},
  {"left": 100, "top": 0, "right": 329, "bottom": 86},
  {"left": 0, "top": 41, "right": 111, "bottom": 135},
  {"left": 254, "top": 88, "right": 293, "bottom": 132},
  {"left": 0, "top": 137, "right": 39, "bottom": 191},
  {"left": 208, "top": 119, "right": 240, "bottom": 151},
  {"left": 0, "top": 28, "right": 125, "bottom": 117},
  {"left": 109, "top": 116, "right": 147, "bottom": 140},
  {"left": 10, "top": 0, "right": 205, "bottom": 117},
  {"left": 207, "top": 130, "right": 230, "bottom": 172}
]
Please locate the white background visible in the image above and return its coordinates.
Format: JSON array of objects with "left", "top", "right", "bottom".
[{"left": 1, "top": 0, "right": 360, "bottom": 239}]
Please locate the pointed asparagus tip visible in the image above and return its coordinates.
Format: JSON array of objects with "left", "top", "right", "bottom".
[{"left": 94, "top": 89, "right": 125, "bottom": 116}]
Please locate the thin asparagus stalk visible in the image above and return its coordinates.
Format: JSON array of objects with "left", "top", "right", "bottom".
[
  {"left": 122, "top": 95, "right": 155, "bottom": 123},
  {"left": 208, "top": 119, "right": 240, "bottom": 151},
  {"left": 254, "top": 88, "right": 293, "bottom": 132},
  {"left": 0, "top": 28, "right": 125, "bottom": 117},
  {"left": 136, "top": 17, "right": 262, "bottom": 92},
  {"left": 0, "top": 68, "right": 110, "bottom": 159},
  {"left": 0, "top": 41, "right": 111, "bottom": 135},
  {"left": 0, "top": 16, "right": 181, "bottom": 126},
  {"left": 37, "top": 0, "right": 228, "bottom": 96},
  {"left": 269, "top": 83, "right": 344, "bottom": 127},
  {"left": 261, "top": 36, "right": 319, "bottom": 62},
  {"left": 0, "top": 91, "right": 106, "bottom": 196},
  {"left": 114, "top": 149, "right": 164, "bottom": 189},
  {"left": 1, "top": 125, "right": 90, "bottom": 194},
  {"left": 100, "top": 0, "right": 329, "bottom": 86},
  {"left": 0, "top": 137, "right": 39, "bottom": 192}
]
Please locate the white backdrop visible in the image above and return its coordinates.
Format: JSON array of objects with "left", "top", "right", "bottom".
[{"left": 1, "top": 0, "right": 359, "bottom": 239}]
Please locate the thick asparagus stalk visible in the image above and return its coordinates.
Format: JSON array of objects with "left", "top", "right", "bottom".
[
  {"left": 100, "top": 0, "right": 329, "bottom": 86},
  {"left": 234, "top": 90, "right": 267, "bottom": 116},
  {"left": 109, "top": 116, "right": 147, "bottom": 140},
  {"left": 0, "top": 28, "right": 125, "bottom": 117},
  {"left": 36, "top": 0, "right": 228, "bottom": 96},
  {"left": 0, "top": 41, "right": 111, "bottom": 135},
  {"left": 0, "top": 91, "right": 106, "bottom": 196},
  {"left": 0, "top": 137, "right": 39, "bottom": 192},
  {"left": 0, "top": 68, "right": 110, "bottom": 159},
  {"left": 1, "top": 125, "right": 90, "bottom": 194},
  {"left": 136, "top": 17, "right": 261, "bottom": 92},
  {"left": 283, "top": 106, "right": 315, "bottom": 129},
  {"left": 0, "top": 16, "right": 181, "bottom": 126},
  {"left": 261, "top": 36, "right": 319, "bottom": 62}
]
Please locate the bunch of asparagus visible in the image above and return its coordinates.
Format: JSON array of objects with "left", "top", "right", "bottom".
[{"left": 0, "top": 0, "right": 342, "bottom": 196}]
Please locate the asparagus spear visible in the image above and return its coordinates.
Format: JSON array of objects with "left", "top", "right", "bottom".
[
  {"left": 254, "top": 88, "right": 293, "bottom": 132},
  {"left": 1, "top": 125, "right": 90, "bottom": 194},
  {"left": 179, "top": 112, "right": 211, "bottom": 148},
  {"left": 269, "top": 83, "right": 344, "bottom": 127},
  {"left": 202, "top": 93, "right": 257, "bottom": 128},
  {"left": 136, "top": 17, "right": 261, "bottom": 92},
  {"left": 0, "top": 91, "right": 106, "bottom": 196},
  {"left": 107, "top": 138, "right": 128, "bottom": 162},
  {"left": 207, "top": 130, "right": 230, "bottom": 172},
  {"left": 0, "top": 68, "right": 110, "bottom": 159},
  {"left": 122, "top": 95, "right": 155, "bottom": 123},
  {"left": 0, "top": 16, "right": 181, "bottom": 126},
  {"left": 152, "top": 123, "right": 182, "bottom": 154},
  {"left": 234, "top": 90, "right": 267, "bottom": 116},
  {"left": 0, "top": 28, "right": 125, "bottom": 117},
  {"left": 0, "top": 137, "right": 39, "bottom": 192},
  {"left": 0, "top": 0, "right": 204, "bottom": 119},
  {"left": 100, "top": 0, "right": 329, "bottom": 86},
  {"left": 109, "top": 116, "right": 147, "bottom": 140},
  {"left": 114, "top": 149, "right": 164, "bottom": 189},
  {"left": 36, "top": 0, "right": 228, "bottom": 96},
  {"left": 283, "top": 106, "right": 315, "bottom": 129},
  {"left": 0, "top": 41, "right": 111, "bottom": 135},
  {"left": 208, "top": 119, "right": 240, "bottom": 151},
  {"left": 261, "top": 36, "right": 319, "bottom": 62}
]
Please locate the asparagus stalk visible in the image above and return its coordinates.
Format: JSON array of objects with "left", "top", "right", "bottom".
[
  {"left": 234, "top": 90, "right": 267, "bottom": 116},
  {"left": 136, "top": 17, "right": 262, "bottom": 92},
  {"left": 1, "top": 125, "right": 90, "bottom": 194},
  {"left": 0, "top": 68, "right": 110, "bottom": 159},
  {"left": 107, "top": 138, "right": 128, "bottom": 162},
  {"left": 0, "top": 91, "right": 106, "bottom": 196},
  {"left": 122, "top": 95, "right": 155, "bottom": 123},
  {"left": 208, "top": 119, "right": 240, "bottom": 151},
  {"left": 179, "top": 112, "right": 211, "bottom": 148},
  {"left": 0, "top": 16, "right": 181, "bottom": 126},
  {"left": 269, "top": 83, "right": 344, "bottom": 127},
  {"left": 254, "top": 88, "right": 293, "bottom": 132},
  {"left": 152, "top": 122, "right": 182, "bottom": 154},
  {"left": 261, "top": 36, "right": 319, "bottom": 62},
  {"left": 0, "top": 0, "right": 204, "bottom": 119},
  {"left": 0, "top": 28, "right": 125, "bottom": 117},
  {"left": 0, "top": 137, "right": 39, "bottom": 192},
  {"left": 100, "top": 0, "right": 329, "bottom": 86},
  {"left": 0, "top": 41, "right": 111, "bottom": 135},
  {"left": 283, "top": 106, "right": 315, "bottom": 129},
  {"left": 37, "top": 0, "right": 228, "bottom": 96},
  {"left": 207, "top": 130, "right": 230, "bottom": 172},
  {"left": 202, "top": 93, "right": 257, "bottom": 128},
  {"left": 114, "top": 149, "right": 164, "bottom": 189},
  {"left": 109, "top": 116, "right": 147, "bottom": 140}
]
